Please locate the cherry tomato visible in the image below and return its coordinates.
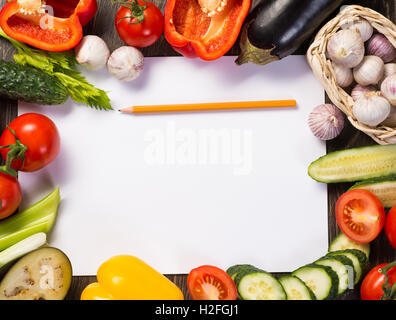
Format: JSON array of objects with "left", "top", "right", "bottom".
[
  {"left": 0, "top": 172, "right": 21, "bottom": 220},
  {"left": 361, "top": 263, "right": 396, "bottom": 300},
  {"left": 335, "top": 189, "right": 385, "bottom": 243},
  {"left": 385, "top": 206, "right": 396, "bottom": 249},
  {"left": 0, "top": 113, "right": 61, "bottom": 172},
  {"left": 187, "top": 265, "right": 237, "bottom": 300},
  {"left": 115, "top": 0, "right": 164, "bottom": 48}
]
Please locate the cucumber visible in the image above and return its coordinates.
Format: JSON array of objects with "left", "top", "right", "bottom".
[
  {"left": 350, "top": 176, "right": 396, "bottom": 208},
  {"left": 314, "top": 256, "right": 354, "bottom": 295},
  {"left": 292, "top": 264, "right": 339, "bottom": 300},
  {"left": 0, "top": 59, "right": 68, "bottom": 105},
  {"left": 329, "top": 232, "right": 370, "bottom": 258},
  {"left": 279, "top": 275, "right": 316, "bottom": 300},
  {"left": 308, "top": 144, "right": 396, "bottom": 183},
  {"left": 235, "top": 269, "right": 286, "bottom": 300},
  {"left": 226, "top": 264, "right": 260, "bottom": 281}
]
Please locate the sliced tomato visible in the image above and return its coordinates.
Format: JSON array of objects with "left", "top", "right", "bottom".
[
  {"left": 335, "top": 189, "right": 385, "bottom": 244},
  {"left": 385, "top": 205, "right": 396, "bottom": 250},
  {"left": 187, "top": 265, "right": 237, "bottom": 300}
]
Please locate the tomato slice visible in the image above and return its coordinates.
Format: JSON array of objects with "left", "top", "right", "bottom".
[
  {"left": 335, "top": 189, "right": 385, "bottom": 243},
  {"left": 187, "top": 265, "right": 237, "bottom": 300}
]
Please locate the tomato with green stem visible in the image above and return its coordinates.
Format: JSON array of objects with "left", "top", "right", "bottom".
[
  {"left": 187, "top": 265, "right": 237, "bottom": 300},
  {"left": 0, "top": 113, "right": 60, "bottom": 172},
  {"left": 361, "top": 262, "right": 396, "bottom": 300},
  {"left": 114, "top": 0, "right": 164, "bottom": 48},
  {"left": 335, "top": 189, "right": 385, "bottom": 243}
]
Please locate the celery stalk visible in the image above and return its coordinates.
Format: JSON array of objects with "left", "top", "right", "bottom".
[
  {"left": 0, "top": 187, "right": 60, "bottom": 251},
  {"left": 0, "top": 233, "right": 47, "bottom": 271}
]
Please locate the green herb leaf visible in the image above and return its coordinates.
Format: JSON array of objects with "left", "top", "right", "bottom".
[{"left": 0, "top": 28, "right": 112, "bottom": 111}]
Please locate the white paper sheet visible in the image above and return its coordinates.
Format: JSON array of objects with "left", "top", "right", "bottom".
[{"left": 18, "top": 56, "right": 327, "bottom": 275}]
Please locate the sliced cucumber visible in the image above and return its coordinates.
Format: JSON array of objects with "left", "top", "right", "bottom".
[
  {"left": 235, "top": 269, "right": 286, "bottom": 300},
  {"left": 279, "top": 275, "right": 316, "bottom": 300},
  {"left": 226, "top": 264, "right": 260, "bottom": 281},
  {"left": 308, "top": 144, "right": 396, "bottom": 183},
  {"left": 329, "top": 232, "right": 370, "bottom": 258},
  {"left": 350, "top": 176, "right": 396, "bottom": 208},
  {"left": 327, "top": 249, "right": 369, "bottom": 284},
  {"left": 314, "top": 256, "right": 354, "bottom": 295},
  {"left": 292, "top": 264, "right": 339, "bottom": 300}
]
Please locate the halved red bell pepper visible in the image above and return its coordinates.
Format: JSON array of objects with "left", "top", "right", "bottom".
[
  {"left": 0, "top": 0, "right": 97, "bottom": 52},
  {"left": 164, "top": 0, "right": 251, "bottom": 61}
]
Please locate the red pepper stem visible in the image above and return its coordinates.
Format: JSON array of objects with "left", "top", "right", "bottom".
[
  {"left": 113, "top": 0, "right": 147, "bottom": 25},
  {"left": 380, "top": 261, "right": 396, "bottom": 300}
]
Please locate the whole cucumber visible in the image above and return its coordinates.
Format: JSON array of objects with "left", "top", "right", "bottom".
[
  {"left": 236, "top": 0, "right": 345, "bottom": 66},
  {"left": 0, "top": 59, "right": 68, "bottom": 105}
]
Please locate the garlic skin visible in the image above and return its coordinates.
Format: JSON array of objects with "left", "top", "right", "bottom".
[
  {"left": 380, "top": 63, "right": 396, "bottom": 86},
  {"left": 308, "top": 104, "right": 345, "bottom": 140},
  {"left": 332, "top": 62, "right": 353, "bottom": 88},
  {"left": 327, "top": 29, "right": 365, "bottom": 68},
  {"left": 381, "top": 73, "right": 396, "bottom": 106},
  {"left": 107, "top": 46, "right": 144, "bottom": 82},
  {"left": 353, "top": 55, "right": 384, "bottom": 86},
  {"left": 341, "top": 18, "right": 373, "bottom": 42},
  {"left": 351, "top": 84, "right": 376, "bottom": 101},
  {"left": 75, "top": 35, "right": 110, "bottom": 71},
  {"left": 366, "top": 33, "right": 396, "bottom": 63},
  {"left": 353, "top": 92, "right": 391, "bottom": 126}
]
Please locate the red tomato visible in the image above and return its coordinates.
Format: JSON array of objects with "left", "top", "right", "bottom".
[
  {"left": 187, "top": 265, "right": 237, "bottom": 300},
  {"left": 335, "top": 189, "right": 385, "bottom": 243},
  {"left": 361, "top": 263, "right": 396, "bottom": 300},
  {"left": 385, "top": 206, "right": 396, "bottom": 249},
  {"left": 0, "top": 173, "right": 21, "bottom": 220},
  {"left": 0, "top": 113, "right": 60, "bottom": 172},
  {"left": 115, "top": 0, "right": 164, "bottom": 48}
]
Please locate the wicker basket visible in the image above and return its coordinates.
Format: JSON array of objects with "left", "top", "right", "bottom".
[{"left": 307, "top": 5, "right": 396, "bottom": 145}]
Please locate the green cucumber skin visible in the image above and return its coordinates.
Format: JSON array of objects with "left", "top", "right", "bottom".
[
  {"left": 329, "top": 233, "right": 370, "bottom": 259},
  {"left": 292, "top": 264, "right": 339, "bottom": 300},
  {"left": 226, "top": 264, "right": 261, "bottom": 280},
  {"left": 327, "top": 249, "right": 369, "bottom": 283},
  {"left": 308, "top": 144, "right": 396, "bottom": 183},
  {"left": 278, "top": 275, "right": 316, "bottom": 300},
  {"left": 0, "top": 60, "right": 68, "bottom": 105}
]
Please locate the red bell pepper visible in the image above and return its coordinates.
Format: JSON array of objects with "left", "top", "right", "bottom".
[
  {"left": 0, "top": 0, "right": 97, "bottom": 52},
  {"left": 164, "top": 0, "right": 251, "bottom": 61}
]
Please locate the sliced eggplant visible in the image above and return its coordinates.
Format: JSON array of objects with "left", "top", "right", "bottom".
[
  {"left": 236, "top": 0, "right": 344, "bottom": 66},
  {"left": 0, "top": 247, "right": 72, "bottom": 300}
]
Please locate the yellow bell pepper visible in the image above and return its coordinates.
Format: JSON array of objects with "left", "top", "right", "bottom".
[{"left": 81, "top": 255, "right": 184, "bottom": 300}]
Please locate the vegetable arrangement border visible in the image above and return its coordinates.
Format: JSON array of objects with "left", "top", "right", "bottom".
[{"left": 307, "top": 5, "right": 396, "bottom": 145}]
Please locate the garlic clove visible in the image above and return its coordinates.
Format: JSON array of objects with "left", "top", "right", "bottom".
[
  {"left": 353, "top": 55, "right": 384, "bottom": 86},
  {"left": 367, "top": 33, "right": 396, "bottom": 63},
  {"left": 381, "top": 73, "right": 396, "bottom": 106},
  {"left": 379, "top": 63, "right": 396, "bottom": 87},
  {"left": 308, "top": 104, "right": 345, "bottom": 140},
  {"left": 107, "top": 46, "right": 144, "bottom": 82},
  {"left": 353, "top": 92, "right": 391, "bottom": 126},
  {"left": 341, "top": 18, "right": 373, "bottom": 42},
  {"left": 351, "top": 84, "right": 376, "bottom": 102},
  {"left": 332, "top": 62, "right": 353, "bottom": 88},
  {"left": 327, "top": 29, "right": 365, "bottom": 68},
  {"left": 75, "top": 35, "right": 110, "bottom": 71}
]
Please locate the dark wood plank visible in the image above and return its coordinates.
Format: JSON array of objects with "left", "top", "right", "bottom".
[{"left": 1, "top": 0, "right": 395, "bottom": 301}]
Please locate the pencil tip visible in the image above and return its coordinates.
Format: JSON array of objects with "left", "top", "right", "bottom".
[{"left": 119, "top": 107, "right": 134, "bottom": 114}]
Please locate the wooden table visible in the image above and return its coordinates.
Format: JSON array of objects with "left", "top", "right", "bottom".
[{"left": 0, "top": 0, "right": 395, "bottom": 301}]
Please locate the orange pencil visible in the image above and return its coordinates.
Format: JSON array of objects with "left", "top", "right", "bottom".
[{"left": 119, "top": 100, "right": 297, "bottom": 114}]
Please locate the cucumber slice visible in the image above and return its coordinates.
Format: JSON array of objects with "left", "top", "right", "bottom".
[
  {"left": 226, "top": 264, "right": 260, "bottom": 281},
  {"left": 292, "top": 264, "right": 339, "bottom": 300},
  {"left": 314, "top": 256, "right": 354, "bottom": 295},
  {"left": 329, "top": 232, "right": 370, "bottom": 258},
  {"left": 327, "top": 249, "right": 369, "bottom": 284},
  {"left": 350, "top": 177, "right": 396, "bottom": 208},
  {"left": 279, "top": 275, "right": 316, "bottom": 300},
  {"left": 235, "top": 270, "right": 286, "bottom": 300},
  {"left": 308, "top": 144, "right": 396, "bottom": 183}
]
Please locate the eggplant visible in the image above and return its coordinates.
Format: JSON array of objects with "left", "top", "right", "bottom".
[{"left": 236, "top": 0, "right": 345, "bottom": 66}]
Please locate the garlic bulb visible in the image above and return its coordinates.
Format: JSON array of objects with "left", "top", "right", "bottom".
[
  {"left": 75, "top": 35, "right": 110, "bottom": 70},
  {"left": 380, "top": 63, "right": 396, "bottom": 85},
  {"left": 107, "top": 46, "right": 144, "bottom": 82},
  {"left": 366, "top": 33, "right": 396, "bottom": 63},
  {"left": 327, "top": 29, "right": 365, "bottom": 68},
  {"left": 341, "top": 18, "right": 373, "bottom": 42},
  {"left": 381, "top": 73, "right": 396, "bottom": 106},
  {"left": 351, "top": 84, "right": 376, "bottom": 101},
  {"left": 353, "top": 55, "right": 384, "bottom": 86},
  {"left": 353, "top": 92, "right": 391, "bottom": 126},
  {"left": 332, "top": 62, "right": 353, "bottom": 88},
  {"left": 308, "top": 104, "right": 345, "bottom": 140}
]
